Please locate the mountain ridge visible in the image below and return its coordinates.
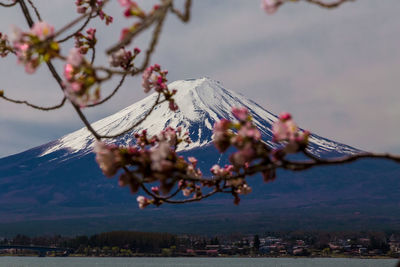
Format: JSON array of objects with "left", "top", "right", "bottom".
[{"left": 38, "top": 77, "right": 360, "bottom": 159}]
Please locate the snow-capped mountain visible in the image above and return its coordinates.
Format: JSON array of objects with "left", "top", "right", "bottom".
[
  {"left": 1, "top": 77, "right": 399, "bottom": 237},
  {"left": 41, "top": 77, "right": 359, "bottom": 158}
]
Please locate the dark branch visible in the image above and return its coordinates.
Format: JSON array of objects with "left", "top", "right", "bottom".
[
  {"left": 304, "top": 0, "right": 354, "bottom": 9},
  {"left": 26, "top": 0, "right": 42, "bottom": 21},
  {"left": 57, "top": 11, "right": 93, "bottom": 43},
  {"left": 0, "top": 94, "right": 66, "bottom": 111},
  {"left": 86, "top": 74, "right": 127, "bottom": 108},
  {"left": 106, "top": 0, "right": 172, "bottom": 55},
  {"left": 0, "top": 1, "right": 17, "bottom": 7},
  {"left": 170, "top": 0, "right": 191, "bottom": 22}
]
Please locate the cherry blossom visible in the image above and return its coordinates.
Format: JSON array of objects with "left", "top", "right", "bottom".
[
  {"left": 261, "top": 0, "right": 284, "bottom": 14},
  {"left": 94, "top": 141, "right": 122, "bottom": 177},
  {"left": 136, "top": 196, "right": 150, "bottom": 209},
  {"left": 11, "top": 22, "right": 59, "bottom": 74}
]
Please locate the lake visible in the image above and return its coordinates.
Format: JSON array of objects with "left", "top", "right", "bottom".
[{"left": 0, "top": 257, "right": 398, "bottom": 267}]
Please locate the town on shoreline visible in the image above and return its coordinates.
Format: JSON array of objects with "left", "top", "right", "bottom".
[{"left": 1, "top": 230, "right": 400, "bottom": 258}]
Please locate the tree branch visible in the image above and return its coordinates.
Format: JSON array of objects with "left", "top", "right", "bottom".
[
  {"left": 26, "top": 0, "right": 41, "bottom": 21},
  {"left": 0, "top": 93, "right": 66, "bottom": 111},
  {"left": 57, "top": 10, "right": 94, "bottom": 43},
  {"left": 106, "top": 0, "right": 172, "bottom": 55},
  {"left": 304, "top": 0, "right": 354, "bottom": 9},
  {"left": 170, "top": 0, "right": 191, "bottom": 22},
  {"left": 0, "top": 1, "right": 17, "bottom": 7},
  {"left": 86, "top": 74, "right": 126, "bottom": 108}
]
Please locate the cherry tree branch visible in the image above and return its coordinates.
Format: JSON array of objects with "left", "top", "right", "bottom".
[
  {"left": 57, "top": 13, "right": 94, "bottom": 43},
  {"left": 86, "top": 74, "right": 127, "bottom": 108},
  {"left": 0, "top": 93, "right": 66, "bottom": 111},
  {"left": 137, "top": 10, "right": 167, "bottom": 72},
  {"left": 26, "top": 0, "right": 41, "bottom": 21},
  {"left": 106, "top": 0, "right": 172, "bottom": 55},
  {"left": 0, "top": 1, "right": 17, "bottom": 7},
  {"left": 53, "top": 0, "right": 109, "bottom": 41},
  {"left": 304, "top": 0, "right": 354, "bottom": 9},
  {"left": 18, "top": 0, "right": 102, "bottom": 140},
  {"left": 171, "top": 0, "right": 191, "bottom": 22}
]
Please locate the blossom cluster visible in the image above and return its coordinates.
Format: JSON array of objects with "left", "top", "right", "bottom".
[
  {"left": 94, "top": 106, "right": 311, "bottom": 209},
  {"left": 63, "top": 48, "right": 100, "bottom": 107},
  {"left": 74, "top": 28, "right": 97, "bottom": 55},
  {"left": 75, "top": 0, "right": 113, "bottom": 25},
  {"left": 94, "top": 127, "right": 200, "bottom": 208},
  {"left": 213, "top": 107, "right": 263, "bottom": 168},
  {"left": 109, "top": 46, "right": 140, "bottom": 70},
  {"left": 11, "top": 22, "right": 59, "bottom": 74},
  {"left": 118, "top": 0, "right": 161, "bottom": 41},
  {"left": 119, "top": 0, "right": 146, "bottom": 19},
  {"left": 142, "top": 64, "right": 178, "bottom": 111},
  {"left": 272, "top": 112, "right": 310, "bottom": 153}
]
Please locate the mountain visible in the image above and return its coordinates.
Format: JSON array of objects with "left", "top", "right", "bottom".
[{"left": 0, "top": 77, "right": 399, "bottom": 237}]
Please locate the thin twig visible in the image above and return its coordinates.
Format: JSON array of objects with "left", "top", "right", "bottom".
[
  {"left": 86, "top": 74, "right": 126, "bottom": 108},
  {"left": 57, "top": 10, "right": 93, "bottom": 43},
  {"left": 0, "top": 94, "right": 66, "bottom": 111},
  {"left": 138, "top": 9, "right": 167, "bottom": 72},
  {"left": 305, "top": 0, "right": 354, "bottom": 9},
  {"left": 106, "top": 0, "right": 172, "bottom": 55},
  {"left": 0, "top": 1, "right": 17, "bottom": 7},
  {"left": 26, "top": 0, "right": 41, "bottom": 21},
  {"left": 170, "top": 0, "right": 191, "bottom": 22},
  {"left": 53, "top": 0, "right": 109, "bottom": 40}
]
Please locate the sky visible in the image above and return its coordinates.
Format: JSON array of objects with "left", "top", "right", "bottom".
[{"left": 0, "top": 0, "right": 399, "bottom": 157}]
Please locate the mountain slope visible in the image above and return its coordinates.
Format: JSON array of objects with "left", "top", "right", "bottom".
[
  {"left": 40, "top": 77, "right": 359, "bottom": 158},
  {"left": 0, "top": 77, "right": 399, "bottom": 236}
]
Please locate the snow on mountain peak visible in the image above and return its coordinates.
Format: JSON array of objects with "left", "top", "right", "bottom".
[{"left": 40, "top": 77, "right": 359, "bottom": 157}]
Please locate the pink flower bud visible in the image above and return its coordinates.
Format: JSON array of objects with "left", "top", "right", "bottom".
[{"left": 136, "top": 196, "right": 150, "bottom": 209}]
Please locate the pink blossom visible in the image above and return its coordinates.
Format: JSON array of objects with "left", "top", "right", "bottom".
[
  {"left": 261, "top": 0, "right": 283, "bottom": 14},
  {"left": 236, "top": 122, "right": 261, "bottom": 143},
  {"left": 272, "top": 113, "right": 298, "bottom": 142},
  {"left": 86, "top": 28, "right": 96, "bottom": 41},
  {"left": 188, "top": 157, "right": 197, "bottom": 167},
  {"left": 64, "top": 63, "right": 74, "bottom": 80},
  {"left": 136, "top": 196, "right": 150, "bottom": 209},
  {"left": 142, "top": 66, "right": 157, "bottom": 93},
  {"left": 210, "top": 164, "right": 233, "bottom": 177},
  {"left": 67, "top": 48, "right": 83, "bottom": 67},
  {"left": 232, "top": 107, "right": 249, "bottom": 121},
  {"left": 151, "top": 186, "right": 159, "bottom": 194},
  {"left": 229, "top": 144, "right": 255, "bottom": 168},
  {"left": 182, "top": 188, "right": 192, "bottom": 197},
  {"left": 30, "top": 21, "right": 54, "bottom": 41},
  {"left": 109, "top": 47, "right": 132, "bottom": 68},
  {"left": 24, "top": 59, "right": 38, "bottom": 74},
  {"left": 94, "top": 141, "right": 121, "bottom": 177},
  {"left": 150, "top": 141, "right": 171, "bottom": 171},
  {"left": 213, "top": 119, "right": 232, "bottom": 153},
  {"left": 169, "top": 100, "right": 179, "bottom": 111},
  {"left": 77, "top": 6, "right": 87, "bottom": 13}
]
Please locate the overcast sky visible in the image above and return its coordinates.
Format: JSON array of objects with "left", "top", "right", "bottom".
[{"left": 0, "top": 0, "right": 399, "bottom": 157}]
